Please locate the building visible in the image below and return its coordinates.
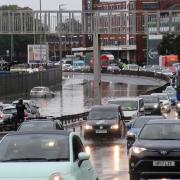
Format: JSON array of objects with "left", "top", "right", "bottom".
[{"left": 79, "top": 0, "right": 180, "bottom": 65}]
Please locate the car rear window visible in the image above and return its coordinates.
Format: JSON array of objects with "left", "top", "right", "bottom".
[
  {"left": 18, "top": 122, "right": 54, "bottom": 131},
  {"left": 0, "top": 134, "right": 69, "bottom": 161}
]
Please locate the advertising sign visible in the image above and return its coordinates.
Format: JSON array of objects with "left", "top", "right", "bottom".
[
  {"left": 147, "top": 35, "right": 162, "bottom": 65},
  {"left": 28, "top": 44, "right": 49, "bottom": 64}
]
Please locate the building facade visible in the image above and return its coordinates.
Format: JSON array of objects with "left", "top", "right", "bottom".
[{"left": 80, "top": 0, "right": 180, "bottom": 65}]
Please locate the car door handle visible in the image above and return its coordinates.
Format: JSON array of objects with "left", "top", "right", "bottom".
[{"left": 88, "top": 167, "right": 92, "bottom": 171}]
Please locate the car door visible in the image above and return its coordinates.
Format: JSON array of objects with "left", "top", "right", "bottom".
[{"left": 72, "top": 136, "right": 95, "bottom": 180}]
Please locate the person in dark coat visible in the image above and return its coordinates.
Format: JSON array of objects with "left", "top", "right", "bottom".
[{"left": 16, "top": 98, "right": 26, "bottom": 123}]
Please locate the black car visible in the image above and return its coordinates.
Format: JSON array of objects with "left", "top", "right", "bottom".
[
  {"left": 129, "top": 119, "right": 180, "bottom": 180},
  {"left": 126, "top": 115, "right": 165, "bottom": 152},
  {"left": 139, "top": 95, "right": 161, "bottom": 115},
  {"left": 18, "top": 118, "right": 64, "bottom": 131},
  {"left": 84, "top": 104, "right": 124, "bottom": 139}
]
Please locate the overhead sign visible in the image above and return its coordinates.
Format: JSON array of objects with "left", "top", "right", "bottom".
[{"left": 28, "top": 44, "right": 49, "bottom": 64}]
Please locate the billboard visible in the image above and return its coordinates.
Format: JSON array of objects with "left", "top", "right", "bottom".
[
  {"left": 28, "top": 44, "right": 49, "bottom": 64},
  {"left": 147, "top": 35, "right": 162, "bottom": 65}
]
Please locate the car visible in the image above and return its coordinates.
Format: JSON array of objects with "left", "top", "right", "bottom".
[
  {"left": 107, "top": 64, "right": 121, "bottom": 73},
  {"left": 151, "top": 93, "right": 171, "bottom": 112},
  {"left": 30, "top": 86, "right": 55, "bottom": 98},
  {"left": 62, "top": 63, "right": 73, "bottom": 71},
  {"left": 12, "top": 100, "right": 40, "bottom": 118},
  {"left": 0, "top": 131, "right": 98, "bottom": 180},
  {"left": 163, "top": 86, "right": 177, "bottom": 105},
  {"left": 126, "top": 115, "right": 165, "bottom": 152},
  {"left": 139, "top": 95, "right": 161, "bottom": 115},
  {"left": 18, "top": 118, "right": 64, "bottom": 131},
  {"left": 84, "top": 104, "right": 124, "bottom": 139},
  {"left": 129, "top": 119, "right": 180, "bottom": 180},
  {"left": 161, "top": 68, "right": 173, "bottom": 77},
  {"left": 108, "top": 97, "right": 144, "bottom": 121}
]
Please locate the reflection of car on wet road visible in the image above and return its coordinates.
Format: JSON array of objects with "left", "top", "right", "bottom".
[
  {"left": 139, "top": 95, "right": 161, "bottom": 115},
  {"left": 84, "top": 104, "right": 124, "bottom": 139},
  {"left": 18, "top": 119, "right": 64, "bottom": 131},
  {"left": 30, "top": 86, "right": 55, "bottom": 98},
  {"left": 108, "top": 97, "right": 144, "bottom": 121},
  {"left": 129, "top": 119, "right": 180, "bottom": 180},
  {"left": 126, "top": 115, "right": 165, "bottom": 152},
  {"left": 151, "top": 93, "right": 171, "bottom": 112},
  {"left": 0, "top": 131, "right": 98, "bottom": 180}
]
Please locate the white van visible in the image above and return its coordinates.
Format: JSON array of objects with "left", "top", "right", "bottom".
[{"left": 108, "top": 97, "right": 144, "bottom": 121}]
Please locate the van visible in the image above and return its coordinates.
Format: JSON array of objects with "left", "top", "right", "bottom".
[{"left": 108, "top": 97, "right": 144, "bottom": 121}]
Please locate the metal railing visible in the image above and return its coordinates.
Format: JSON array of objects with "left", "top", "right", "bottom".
[{"left": 0, "top": 10, "right": 180, "bottom": 35}]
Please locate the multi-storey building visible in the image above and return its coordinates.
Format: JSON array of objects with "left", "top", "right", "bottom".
[{"left": 79, "top": 0, "right": 180, "bottom": 65}]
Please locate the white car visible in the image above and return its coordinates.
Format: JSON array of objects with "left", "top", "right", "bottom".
[
  {"left": 30, "top": 86, "right": 55, "bottom": 98},
  {"left": 0, "top": 131, "right": 98, "bottom": 180},
  {"left": 151, "top": 93, "right": 171, "bottom": 112}
]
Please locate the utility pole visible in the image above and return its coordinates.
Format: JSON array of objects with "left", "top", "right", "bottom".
[
  {"left": 10, "top": 34, "right": 14, "bottom": 63},
  {"left": 93, "top": 34, "right": 101, "bottom": 105}
]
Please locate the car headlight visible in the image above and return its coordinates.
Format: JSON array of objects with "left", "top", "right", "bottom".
[
  {"left": 85, "top": 124, "right": 93, "bottom": 130},
  {"left": 50, "top": 173, "right": 63, "bottom": 180},
  {"left": 127, "top": 131, "right": 135, "bottom": 137},
  {"left": 177, "top": 103, "right": 180, "bottom": 108},
  {"left": 110, "top": 124, "right": 119, "bottom": 130},
  {"left": 132, "top": 147, "right": 146, "bottom": 154},
  {"left": 153, "top": 104, "right": 158, "bottom": 108}
]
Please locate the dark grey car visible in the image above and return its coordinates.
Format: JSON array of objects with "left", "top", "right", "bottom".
[
  {"left": 139, "top": 95, "right": 161, "bottom": 115},
  {"left": 84, "top": 104, "right": 124, "bottom": 139}
]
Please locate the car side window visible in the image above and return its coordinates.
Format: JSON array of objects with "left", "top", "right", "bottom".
[
  {"left": 55, "top": 121, "right": 64, "bottom": 130},
  {"left": 72, "top": 136, "right": 85, "bottom": 161},
  {"left": 140, "top": 99, "right": 144, "bottom": 108}
]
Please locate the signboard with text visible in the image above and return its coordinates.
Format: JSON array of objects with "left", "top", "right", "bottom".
[{"left": 28, "top": 44, "right": 49, "bottom": 64}]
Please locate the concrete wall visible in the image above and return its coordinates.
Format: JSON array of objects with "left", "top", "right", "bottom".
[{"left": 0, "top": 67, "right": 61, "bottom": 97}]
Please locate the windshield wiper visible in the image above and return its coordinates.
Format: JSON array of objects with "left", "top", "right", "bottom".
[{"left": 2, "top": 158, "right": 48, "bottom": 162}]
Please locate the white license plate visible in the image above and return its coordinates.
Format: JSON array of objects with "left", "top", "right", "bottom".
[
  {"left": 153, "top": 161, "right": 175, "bottom": 167},
  {"left": 96, "top": 130, "right": 107, "bottom": 134}
]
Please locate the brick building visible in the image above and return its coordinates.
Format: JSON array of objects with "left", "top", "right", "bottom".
[{"left": 79, "top": 0, "right": 180, "bottom": 65}]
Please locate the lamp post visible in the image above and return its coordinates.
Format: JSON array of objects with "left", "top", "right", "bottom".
[{"left": 115, "top": 40, "right": 120, "bottom": 62}]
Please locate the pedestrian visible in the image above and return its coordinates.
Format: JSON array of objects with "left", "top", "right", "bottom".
[{"left": 16, "top": 98, "right": 26, "bottom": 123}]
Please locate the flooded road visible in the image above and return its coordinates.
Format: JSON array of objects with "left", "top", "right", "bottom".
[{"left": 32, "top": 72, "right": 162, "bottom": 116}]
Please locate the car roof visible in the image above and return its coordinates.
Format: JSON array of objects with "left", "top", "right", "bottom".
[
  {"left": 23, "top": 119, "right": 60, "bottom": 123},
  {"left": 109, "top": 97, "right": 142, "bottom": 101},
  {"left": 3, "top": 105, "right": 16, "bottom": 110},
  {"left": 147, "top": 119, "right": 180, "bottom": 124},
  {"left": 6, "top": 130, "right": 70, "bottom": 137},
  {"left": 91, "top": 104, "right": 120, "bottom": 110},
  {"left": 135, "top": 116, "right": 164, "bottom": 120},
  {"left": 151, "top": 93, "right": 168, "bottom": 96}
]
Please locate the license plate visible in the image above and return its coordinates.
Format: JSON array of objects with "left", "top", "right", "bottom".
[
  {"left": 96, "top": 130, "right": 107, "bottom": 134},
  {"left": 153, "top": 161, "right": 175, "bottom": 167}
]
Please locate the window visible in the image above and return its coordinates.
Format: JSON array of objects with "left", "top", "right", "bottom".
[{"left": 73, "top": 136, "right": 85, "bottom": 161}]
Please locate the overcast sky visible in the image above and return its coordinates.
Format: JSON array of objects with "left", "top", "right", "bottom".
[{"left": 0, "top": 0, "right": 82, "bottom": 10}]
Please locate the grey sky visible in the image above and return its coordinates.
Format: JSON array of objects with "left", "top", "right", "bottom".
[{"left": 0, "top": 0, "right": 82, "bottom": 10}]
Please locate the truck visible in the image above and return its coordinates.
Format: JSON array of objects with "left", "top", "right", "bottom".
[
  {"left": 90, "top": 54, "right": 114, "bottom": 72},
  {"left": 159, "top": 55, "right": 179, "bottom": 73}
]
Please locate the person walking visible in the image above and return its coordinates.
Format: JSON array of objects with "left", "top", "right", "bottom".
[{"left": 16, "top": 98, "right": 26, "bottom": 123}]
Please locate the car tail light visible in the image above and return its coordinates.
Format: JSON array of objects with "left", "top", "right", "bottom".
[
  {"left": 24, "top": 112, "right": 28, "bottom": 117},
  {"left": 0, "top": 113, "right": 4, "bottom": 119}
]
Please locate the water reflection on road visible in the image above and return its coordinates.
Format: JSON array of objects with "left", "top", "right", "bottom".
[{"left": 33, "top": 73, "right": 157, "bottom": 116}]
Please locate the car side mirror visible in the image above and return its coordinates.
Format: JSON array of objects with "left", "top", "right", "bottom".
[
  {"left": 78, "top": 152, "right": 90, "bottom": 167},
  {"left": 139, "top": 107, "right": 144, "bottom": 112},
  {"left": 126, "top": 133, "right": 136, "bottom": 142}
]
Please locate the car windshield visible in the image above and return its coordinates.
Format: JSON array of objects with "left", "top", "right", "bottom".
[
  {"left": 153, "top": 94, "right": 168, "bottom": 100},
  {"left": 109, "top": 100, "right": 138, "bottom": 111},
  {"left": 139, "top": 123, "right": 180, "bottom": 140},
  {"left": 18, "top": 122, "right": 54, "bottom": 131},
  {"left": 3, "top": 108, "right": 17, "bottom": 114},
  {"left": 132, "top": 118, "right": 150, "bottom": 128},
  {"left": 32, "top": 87, "right": 44, "bottom": 91},
  {"left": 142, "top": 96, "right": 158, "bottom": 103},
  {"left": 0, "top": 134, "right": 69, "bottom": 162},
  {"left": 88, "top": 108, "right": 119, "bottom": 120}
]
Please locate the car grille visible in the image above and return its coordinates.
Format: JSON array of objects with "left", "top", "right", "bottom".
[{"left": 93, "top": 125, "right": 110, "bottom": 130}]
